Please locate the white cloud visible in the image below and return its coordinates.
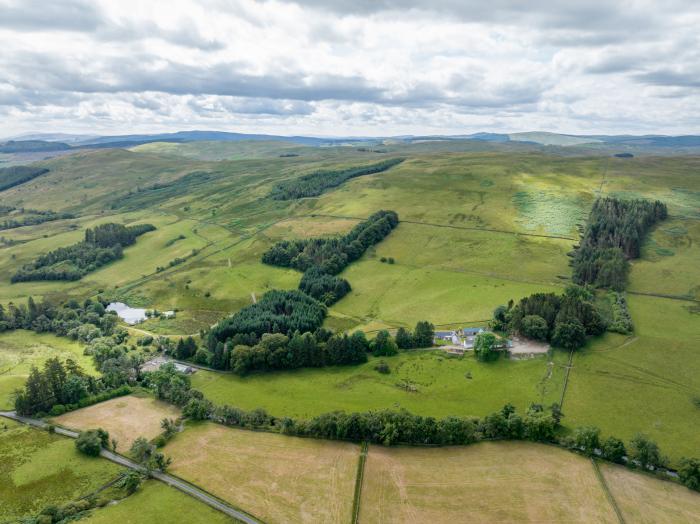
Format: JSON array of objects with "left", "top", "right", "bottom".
[{"left": 0, "top": 0, "right": 699, "bottom": 136}]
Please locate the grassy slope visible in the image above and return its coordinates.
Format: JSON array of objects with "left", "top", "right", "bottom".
[
  {"left": 563, "top": 294, "right": 700, "bottom": 463},
  {"left": 82, "top": 480, "right": 232, "bottom": 524},
  {"left": 0, "top": 419, "right": 123, "bottom": 521},
  {"left": 192, "top": 350, "right": 566, "bottom": 419},
  {"left": 0, "top": 331, "right": 96, "bottom": 410}
]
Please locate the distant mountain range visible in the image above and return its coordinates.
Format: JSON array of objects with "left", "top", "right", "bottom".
[{"left": 3, "top": 130, "right": 700, "bottom": 154}]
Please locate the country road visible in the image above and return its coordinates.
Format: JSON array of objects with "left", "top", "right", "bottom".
[{"left": 0, "top": 411, "right": 261, "bottom": 524}]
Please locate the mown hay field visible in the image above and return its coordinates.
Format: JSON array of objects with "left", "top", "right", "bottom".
[
  {"left": 600, "top": 462, "right": 700, "bottom": 523},
  {"left": 164, "top": 421, "right": 359, "bottom": 524},
  {"left": 358, "top": 441, "right": 617, "bottom": 524},
  {"left": 52, "top": 394, "right": 181, "bottom": 452}
]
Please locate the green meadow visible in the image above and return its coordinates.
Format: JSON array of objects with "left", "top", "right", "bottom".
[
  {"left": 0, "top": 419, "right": 123, "bottom": 521},
  {"left": 82, "top": 481, "right": 232, "bottom": 524},
  {"left": 191, "top": 350, "right": 566, "bottom": 419}
]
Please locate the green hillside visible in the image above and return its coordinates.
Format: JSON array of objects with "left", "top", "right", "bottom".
[{"left": 0, "top": 141, "right": 698, "bottom": 462}]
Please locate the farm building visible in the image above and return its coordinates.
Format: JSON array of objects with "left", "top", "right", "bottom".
[{"left": 434, "top": 330, "right": 460, "bottom": 344}]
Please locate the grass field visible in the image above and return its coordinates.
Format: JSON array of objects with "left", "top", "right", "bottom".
[
  {"left": 0, "top": 418, "right": 123, "bottom": 521},
  {"left": 359, "top": 441, "right": 617, "bottom": 523},
  {"left": 600, "top": 462, "right": 700, "bottom": 523},
  {"left": 82, "top": 480, "right": 232, "bottom": 524},
  {"left": 52, "top": 394, "right": 181, "bottom": 452},
  {"left": 164, "top": 421, "right": 359, "bottom": 524},
  {"left": 191, "top": 350, "right": 566, "bottom": 419},
  {"left": 0, "top": 330, "right": 96, "bottom": 410},
  {"left": 563, "top": 294, "right": 700, "bottom": 463}
]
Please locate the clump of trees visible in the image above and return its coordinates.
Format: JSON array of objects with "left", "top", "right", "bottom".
[
  {"left": 207, "top": 290, "right": 327, "bottom": 347},
  {"left": 394, "top": 321, "right": 435, "bottom": 349},
  {"left": 269, "top": 158, "right": 404, "bottom": 200},
  {"left": 572, "top": 197, "right": 667, "bottom": 290},
  {"left": 492, "top": 285, "right": 606, "bottom": 350},
  {"left": 607, "top": 292, "right": 634, "bottom": 334},
  {"left": 299, "top": 267, "right": 351, "bottom": 305},
  {"left": 12, "top": 222, "right": 155, "bottom": 282},
  {"left": 0, "top": 165, "right": 50, "bottom": 191}
]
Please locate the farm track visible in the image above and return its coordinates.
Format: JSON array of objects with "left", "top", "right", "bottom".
[{"left": 0, "top": 411, "right": 262, "bottom": 524}]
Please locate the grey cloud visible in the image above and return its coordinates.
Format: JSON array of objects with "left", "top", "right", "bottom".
[
  {"left": 0, "top": 0, "right": 101, "bottom": 31},
  {"left": 632, "top": 69, "right": 700, "bottom": 88},
  {"left": 0, "top": 0, "right": 223, "bottom": 51}
]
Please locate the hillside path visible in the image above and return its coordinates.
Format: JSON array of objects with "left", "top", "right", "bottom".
[{"left": 0, "top": 411, "right": 261, "bottom": 524}]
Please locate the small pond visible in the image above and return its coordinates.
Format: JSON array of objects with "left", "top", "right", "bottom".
[{"left": 106, "top": 302, "right": 147, "bottom": 325}]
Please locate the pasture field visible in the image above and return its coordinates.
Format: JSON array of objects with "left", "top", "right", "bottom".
[
  {"left": 164, "top": 421, "right": 359, "bottom": 524},
  {"left": 52, "top": 394, "right": 182, "bottom": 452},
  {"left": 82, "top": 480, "right": 232, "bottom": 524},
  {"left": 563, "top": 294, "right": 700, "bottom": 463},
  {"left": 191, "top": 350, "right": 566, "bottom": 419},
  {"left": 0, "top": 330, "right": 95, "bottom": 410},
  {"left": 358, "top": 441, "right": 617, "bottom": 523},
  {"left": 600, "top": 462, "right": 700, "bottom": 523},
  {"left": 0, "top": 418, "right": 123, "bottom": 521}
]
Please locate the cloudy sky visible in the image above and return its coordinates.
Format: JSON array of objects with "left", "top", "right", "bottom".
[{"left": 1, "top": 0, "right": 699, "bottom": 137}]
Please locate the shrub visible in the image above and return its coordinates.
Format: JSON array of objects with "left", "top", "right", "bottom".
[
  {"left": 75, "top": 429, "right": 109, "bottom": 457},
  {"left": 679, "top": 457, "right": 700, "bottom": 491},
  {"left": 375, "top": 361, "right": 391, "bottom": 374},
  {"left": 49, "top": 404, "right": 66, "bottom": 416},
  {"left": 601, "top": 436, "right": 626, "bottom": 464}
]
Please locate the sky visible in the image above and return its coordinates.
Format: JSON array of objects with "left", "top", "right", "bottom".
[{"left": 1, "top": 0, "right": 699, "bottom": 138}]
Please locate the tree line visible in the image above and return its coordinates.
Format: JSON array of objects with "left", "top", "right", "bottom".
[
  {"left": 146, "top": 363, "right": 699, "bottom": 491},
  {"left": 492, "top": 285, "right": 606, "bottom": 350},
  {"left": 0, "top": 207, "right": 74, "bottom": 231},
  {"left": 11, "top": 222, "right": 155, "bottom": 282},
  {"left": 199, "top": 321, "right": 434, "bottom": 374},
  {"left": 269, "top": 157, "right": 404, "bottom": 200},
  {"left": 572, "top": 197, "right": 667, "bottom": 290}
]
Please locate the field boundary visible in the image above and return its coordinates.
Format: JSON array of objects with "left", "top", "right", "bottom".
[
  {"left": 559, "top": 348, "right": 575, "bottom": 408},
  {"left": 591, "top": 458, "right": 626, "bottom": 524},
  {"left": 351, "top": 441, "right": 369, "bottom": 524},
  {"left": 297, "top": 213, "right": 577, "bottom": 241}
]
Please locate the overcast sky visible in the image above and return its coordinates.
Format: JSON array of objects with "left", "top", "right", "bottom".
[{"left": 1, "top": 0, "right": 699, "bottom": 137}]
